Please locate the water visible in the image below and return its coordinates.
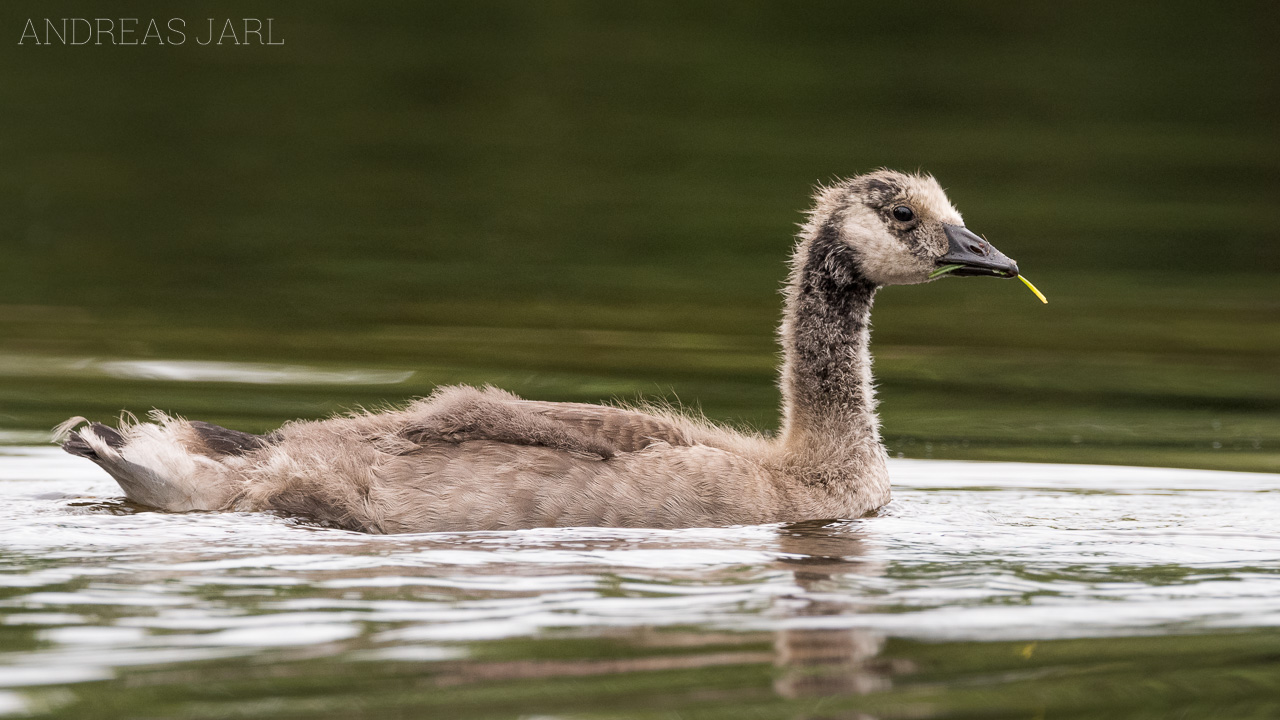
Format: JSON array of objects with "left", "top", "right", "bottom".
[
  {"left": 3, "top": 446, "right": 1278, "bottom": 718},
  {"left": 1, "top": 1, "right": 1278, "bottom": 715},
  {"left": 0, "top": 2, "right": 1277, "bottom": 476}
]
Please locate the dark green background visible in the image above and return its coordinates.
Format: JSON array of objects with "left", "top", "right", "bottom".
[{"left": 1, "top": 0, "right": 1277, "bottom": 471}]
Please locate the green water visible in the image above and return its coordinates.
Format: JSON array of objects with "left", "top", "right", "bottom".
[
  {"left": 1, "top": 2, "right": 1279, "bottom": 717},
  {"left": 0, "top": 1, "right": 1276, "bottom": 471}
]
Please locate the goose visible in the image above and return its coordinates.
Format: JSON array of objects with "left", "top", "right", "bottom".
[{"left": 56, "top": 170, "right": 1021, "bottom": 533}]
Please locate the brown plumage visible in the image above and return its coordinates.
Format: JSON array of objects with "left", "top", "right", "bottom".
[{"left": 56, "top": 170, "right": 1020, "bottom": 533}]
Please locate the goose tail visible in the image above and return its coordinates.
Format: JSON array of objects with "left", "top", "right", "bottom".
[{"left": 54, "top": 413, "right": 239, "bottom": 512}]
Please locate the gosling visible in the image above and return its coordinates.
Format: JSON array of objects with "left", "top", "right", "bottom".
[{"left": 58, "top": 169, "right": 1020, "bottom": 533}]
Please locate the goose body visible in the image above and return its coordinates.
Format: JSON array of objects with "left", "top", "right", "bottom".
[{"left": 58, "top": 170, "right": 1020, "bottom": 533}]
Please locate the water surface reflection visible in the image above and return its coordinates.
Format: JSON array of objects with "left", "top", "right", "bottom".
[
  {"left": 2, "top": 448, "right": 1280, "bottom": 717},
  {"left": 774, "top": 521, "right": 895, "bottom": 699}
]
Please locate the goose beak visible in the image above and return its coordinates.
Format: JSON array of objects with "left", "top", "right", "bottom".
[{"left": 939, "top": 224, "right": 1019, "bottom": 278}]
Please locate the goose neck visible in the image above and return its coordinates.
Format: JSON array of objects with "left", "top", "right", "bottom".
[{"left": 777, "top": 223, "right": 883, "bottom": 463}]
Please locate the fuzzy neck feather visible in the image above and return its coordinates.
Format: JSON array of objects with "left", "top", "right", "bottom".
[{"left": 776, "top": 215, "right": 886, "bottom": 478}]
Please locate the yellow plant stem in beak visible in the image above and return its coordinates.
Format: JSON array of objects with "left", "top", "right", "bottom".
[{"left": 1018, "top": 274, "right": 1048, "bottom": 303}]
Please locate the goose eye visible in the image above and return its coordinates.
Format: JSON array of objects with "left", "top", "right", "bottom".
[{"left": 892, "top": 206, "right": 915, "bottom": 222}]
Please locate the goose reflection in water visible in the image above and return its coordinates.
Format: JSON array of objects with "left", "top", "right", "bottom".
[{"left": 773, "top": 520, "right": 907, "bottom": 702}]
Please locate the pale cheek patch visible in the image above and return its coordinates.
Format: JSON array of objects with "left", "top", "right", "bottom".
[{"left": 842, "top": 215, "right": 934, "bottom": 286}]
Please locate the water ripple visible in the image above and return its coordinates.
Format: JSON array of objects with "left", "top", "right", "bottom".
[{"left": 1, "top": 446, "right": 1278, "bottom": 703}]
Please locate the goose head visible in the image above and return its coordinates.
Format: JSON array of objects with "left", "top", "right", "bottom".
[{"left": 811, "top": 169, "right": 1019, "bottom": 286}]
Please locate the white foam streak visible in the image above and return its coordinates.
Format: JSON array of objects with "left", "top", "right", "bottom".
[{"left": 0, "top": 354, "right": 412, "bottom": 386}]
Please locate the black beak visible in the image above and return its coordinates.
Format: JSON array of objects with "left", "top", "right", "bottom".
[{"left": 939, "top": 224, "right": 1019, "bottom": 278}]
